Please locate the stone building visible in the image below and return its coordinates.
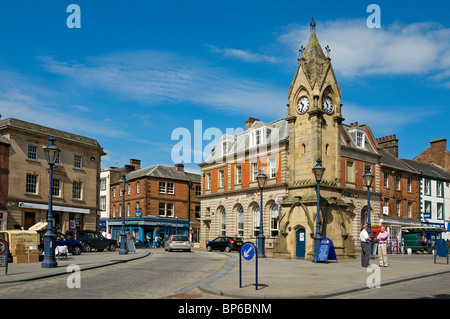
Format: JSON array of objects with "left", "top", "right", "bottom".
[
  {"left": 0, "top": 118, "right": 105, "bottom": 232},
  {"left": 0, "top": 136, "right": 10, "bottom": 230}
]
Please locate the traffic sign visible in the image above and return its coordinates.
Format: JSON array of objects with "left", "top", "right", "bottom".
[
  {"left": 241, "top": 242, "right": 255, "bottom": 261},
  {"left": 0, "top": 239, "right": 9, "bottom": 275}
]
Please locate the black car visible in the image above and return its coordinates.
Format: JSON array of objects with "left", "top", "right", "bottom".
[
  {"left": 56, "top": 232, "right": 83, "bottom": 255},
  {"left": 206, "top": 236, "right": 243, "bottom": 252},
  {"left": 65, "top": 230, "right": 117, "bottom": 252}
]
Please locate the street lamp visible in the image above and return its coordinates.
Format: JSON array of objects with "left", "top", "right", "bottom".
[
  {"left": 42, "top": 136, "right": 60, "bottom": 268},
  {"left": 312, "top": 159, "right": 325, "bottom": 263},
  {"left": 256, "top": 169, "right": 267, "bottom": 258},
  {"left": 363, "top": 166, "right": 375, "bottom": 259},
  {"left": 119, "top": 174, "right": 128, "bottom": 255}
]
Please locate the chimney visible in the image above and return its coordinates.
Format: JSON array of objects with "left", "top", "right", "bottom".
[
  {"left": 175, "top": 163, "right": 184, "bottom": 172},
  {"left": 429, "top": 138, "right": 447, "bottom": 153},
  {"left": 377, "top": 134, "right": 399, "bottom": 157},
  {"left": 245, "top": 117, "right": 259, "bottom": 131},
  {"left": 130, "top": 159, "right": 141, "bottom": 169}
]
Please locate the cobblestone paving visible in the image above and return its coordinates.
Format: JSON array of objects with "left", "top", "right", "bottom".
[{"left": 0, "top": 250, "right": 228, "bottom": 299}]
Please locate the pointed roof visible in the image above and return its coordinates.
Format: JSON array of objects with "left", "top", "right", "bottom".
[{"left": 298, "top": 21, "right": 331, "bottom": 90}]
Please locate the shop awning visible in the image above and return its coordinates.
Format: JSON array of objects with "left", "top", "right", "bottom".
[{"left": 28, "top": 222, "right": 48, "bottom": 230}]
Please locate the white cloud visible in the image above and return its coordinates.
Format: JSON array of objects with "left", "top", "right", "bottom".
[
  {"left": 206, "top": 44, "right": 279, "bottom": 63},
  {"left": 278, "top": 19, "right": 450, "bottom": 86},
  {"left": 40, "top": 51, "right": 288, "bottom": 117}
]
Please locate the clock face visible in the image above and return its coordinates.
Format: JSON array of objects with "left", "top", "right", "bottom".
[
  {"left": 322, "top": 97, "right": 333, "bottom": 114},
  {"left": 297, "top": 96, "right": 309, "bottom": 114}
]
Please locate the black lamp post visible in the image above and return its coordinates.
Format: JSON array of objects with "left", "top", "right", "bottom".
[
  {"left": 256, "top": 169, "right": 267, "bottom": 258},
  {"left": 119, "top": 175, "right": 128, "bottom": 255},
  {"left": 312, "top": 159, "right": 325, "bottom": 263},
  {"left": 42, "top": 136, "right": 60, "bottom": 268},
  {"left": 363, "top": 166, "right": 375, "bottom": 258}
]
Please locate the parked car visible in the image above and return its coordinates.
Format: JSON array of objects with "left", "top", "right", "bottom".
[
  {"left": 165, "top": 235, "right": 191, "bottom": 252},
  {"left": 206, "top": 236, "right": 243, "bottom": 252},
  {"left": 56, "top": 232, "right": 82, "bottom": 255},
  {"left": 65, "top": 230, "right": 117, "bottom": 252}
]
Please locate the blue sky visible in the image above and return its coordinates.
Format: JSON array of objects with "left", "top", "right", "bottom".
[{"left": 0, "top": 0, "right": 449, "bottom": 173}]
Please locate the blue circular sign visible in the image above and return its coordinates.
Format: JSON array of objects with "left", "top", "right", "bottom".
[{"left": 241, "top": 243, "right": 255, "bottom": 261}]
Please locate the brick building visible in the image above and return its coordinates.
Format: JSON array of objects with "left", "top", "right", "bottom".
[
  {"left": 414, "top": 138, "right": 450, "bottom": 173},
  {"left": 108, "top": 163, "right": 201, "bottom": 246}
]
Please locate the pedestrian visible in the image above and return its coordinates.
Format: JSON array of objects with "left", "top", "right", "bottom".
[
  {"left": 360, "top": 224, "right": 371, "bottom": 267},
  {"left": 127, "top": 231, "right": 136, "bottom": 253},
  {"left": 154, "top": 234, "right": 160, "bottom": 248},
  {"left": 376, "top": 226, "right": 389, "bottom": 267}
]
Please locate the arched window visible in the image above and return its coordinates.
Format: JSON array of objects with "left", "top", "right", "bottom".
[
  {"left": 237, "top": 206, "right": 244, "bottom": 237},
  {"left": 270, "top": 204, "right": 279, "bottom": 237},
  {"left": 253, "top": 205, "right": 260, "bottom": 236},
  {"left": 221, "top": 208, "right": 226, "bottom": 236}
]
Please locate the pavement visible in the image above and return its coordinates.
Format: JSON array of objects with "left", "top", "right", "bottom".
[{"left": 1, "top": 247, "right": 449, "bottom": 299}]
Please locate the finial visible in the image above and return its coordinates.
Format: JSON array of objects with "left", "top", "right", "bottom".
[
  {"left": 325, "top": 45, "right": 331, "bottom": 58},
  {"left": 298, "top": 45, "right": 305, "bottom": 60},
  {"left": 310, "top": 17, "right": 316, "bottom": 31}
]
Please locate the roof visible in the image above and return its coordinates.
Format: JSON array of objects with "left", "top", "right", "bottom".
[
  {"left": 400, "top": 159, "right": 450, "bottom": 181},
  {"left": 202, "top": 118, "right": 288, "bottom": 165},
  {"left": 112, "top": 164, "right": 200, "bottom": 184},
  {"left": 379, "top": 150, "right": 418, "bottom": 174},
  {"left": 340, "top": 124, "right": 379, "bottom": 156}
]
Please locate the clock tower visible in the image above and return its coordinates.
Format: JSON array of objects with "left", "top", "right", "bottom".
[{"left": 274, "top": 18, "right": 356, "bottom": 260}]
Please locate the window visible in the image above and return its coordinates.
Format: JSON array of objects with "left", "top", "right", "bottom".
[
  {"left": 55, "top": 152, "right": 61, "bottom": 165},
  {"left": 270, "top": 204, "right": 279, "bottom": 237},
  {"left": 424, "top": 179, "right": 430, "bottom": 195},
  {"left": 206, "top": 173, "right": 211, "bottom": 190},
  {"left": 27, "top": 145, "right": 37, "bottom": 160},
  {"left": 195, "top": 186, "right": 201, "bottom": 196},
  {"left": 251, "top": 162, "right": 258, "bottom": 182},
  {"left": 346, "top": 161, "right": 355, "bottom": 184},
  {"left": 269, "top": 157, "right": 277, "bottom": 179},
  {"left": 250, "top": 127, "right": 271, "bottom": 147},
  {"left": 52, "top": 178, "right": 61, "bottom": 197},
  {"left": 100, "top": 178, "right": 107, "bottom": 191},
  {"left": 219, "top": 170, "right": 224, "bottom": 188},
  {"left": 167, "top": 182, "right": 174, "bottom": 194},
  {"left": 396, "top": 201, "right": 401, "bottom": 217},
  {"left": 384, "top": 172, "right": 389, "bottom": 188},
  {"left": 26, "top": 174, "right": 38, "bottom": 194},
  {"left": 437, "top": 203, "right": 443, "bottom": 220},
  {"left": 396, "top": 175, "right": 401, "bottom": 190},
  {"left": 437, "top": 182, "right": 442, "bottom": 197},
  {"left": 112, "top": 187, "right": 116, "bottom": 198},
  {"left": 127, "top": 203, "right": 130, "bottom": 217},
  {"left": 407, "top": 177, "right": 412, "bottom": 192},
  {"left": 253, "top": 205, "right": 260, "bottom": 236},
  {"left": 236, "top": 165, "right": 242, "bottom": 184},
  {"left": 127, "top": 184, "right": 131, "bottom": 196},
  {"left": 73, "top": 181, "right": 83, "bottom": 200},
  {"left": 100, "top": 196, "right": 106, "bottom": 211},
  {"left": 167, "top": 203, "right": 174, "bottom": 217},
  {"left": 195, "top": 206, "right": 200, "bottom": 219},
  {"left": 136, "top": 182, "right": 140, "bottom": 194},
  {"left": 237, "top": 206, "right": 244, "bottom": 237},
  {"left": 112, "top": 205, "right": 116, "bottom": 217},
  {"left": 159, "top": 203, "right": 166, "bottom": 216},
  {"left": 221, "top": 208, "right": 226, "bottom": 236},
  {"left": 159, "top": 182, "right": 166, "bottom": 193},
  {"left": 407, "top": 202, "right": 412, "bottom": 218},
  {"left": 255, "top": 129, "right": 261, "bottom": 145},
  {"left": 159, "top": 203, "right": 174, "bottom": 217},
  {"left": 424, "top": 201, "right": 431, "bottom": 215},
  {"left": 74, "top": 155, "right": 82, "bottom": 169}
]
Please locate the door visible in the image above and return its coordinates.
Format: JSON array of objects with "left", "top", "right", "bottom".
[
  {"left": 24, "top": 212, "right": 35, "bottom": 230},
  {"left": 296, "top": 229, "right": 306, "bottom": 259}
]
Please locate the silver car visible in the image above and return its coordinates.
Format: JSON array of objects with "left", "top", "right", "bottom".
[{"left": 165, "top": 235, "right": 192, "bottom": 252}]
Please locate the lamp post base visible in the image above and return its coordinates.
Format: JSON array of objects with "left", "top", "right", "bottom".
[
  {"left": 41, "top": 257, "right": 58, "bottom": 268},
  {"left": 257, "top": 234, "right": 266, "bottom": 258}
]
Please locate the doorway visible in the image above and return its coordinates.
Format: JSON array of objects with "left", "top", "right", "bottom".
[
  {"left": 24, "top": 212, "right": 35, "bottom": 230},
  {"left": 296, "top": 228, "right": 306, "bottom": 259}
]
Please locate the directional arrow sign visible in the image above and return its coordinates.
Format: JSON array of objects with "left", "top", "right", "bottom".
[{"left": 241, "top": 243, "right": 255, "bottom": 261}]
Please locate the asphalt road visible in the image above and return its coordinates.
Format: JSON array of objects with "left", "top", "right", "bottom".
[{"left": 0, "top": 249, "right": 228, "bottom": 299}]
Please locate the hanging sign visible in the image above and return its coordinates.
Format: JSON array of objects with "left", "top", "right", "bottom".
[{"left": 316, "top": 238, "right": 338, "bottom": 263}]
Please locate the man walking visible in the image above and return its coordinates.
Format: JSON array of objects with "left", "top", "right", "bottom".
[
  {"left": 360, "top": 224, "right": 371, "bottom": 267},
  {"left": 377, "top": 226, "right": 389, "bottom": 267}
]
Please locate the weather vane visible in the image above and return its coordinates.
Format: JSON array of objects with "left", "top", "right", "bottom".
[{"left": 310, "top": 17, "right": 316, "bottom": 31}]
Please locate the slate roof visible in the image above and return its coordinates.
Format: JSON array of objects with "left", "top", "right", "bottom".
[
  {"left": 380, "top": 150, "right": 418, "bottom": 174},
  {"left": 400, "top": 159, "right": 450, "bottom": 181},
  {"left": 112, "top": 164, "right": 200, "bottom": 184}
]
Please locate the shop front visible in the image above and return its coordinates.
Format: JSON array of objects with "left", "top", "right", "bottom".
[{"left": 107, "top": 216, "right": 190, "bottom": 247}]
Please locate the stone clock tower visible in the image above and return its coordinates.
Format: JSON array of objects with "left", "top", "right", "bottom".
[{"left": 274, "top": 19, "right": 356, "bottom": 260}]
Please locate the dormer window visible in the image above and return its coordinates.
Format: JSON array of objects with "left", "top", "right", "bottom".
[
  {"left": 250, "top": 127, "right": 272, "bottom": 147},
  {"left": 349, "top": 128, "right": 365, "bottom": 149},
  {"left": 220, "top": 135, "right": 234, "bottom": 156}
]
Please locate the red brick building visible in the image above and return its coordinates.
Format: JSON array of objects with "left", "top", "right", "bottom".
[
  {"left": 414, "top": 138, "right": 450, "bottom": 172},
  {"left": 108, "top": 163, "right": 201, "bottom": 246}
]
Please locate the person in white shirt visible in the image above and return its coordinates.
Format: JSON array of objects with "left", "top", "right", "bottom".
[{"left": 360, "top": 224, "right": 371, "bottom": 267}]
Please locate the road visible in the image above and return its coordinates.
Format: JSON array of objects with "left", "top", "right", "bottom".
[{"left": 0, "top": 249, "right": 229, "bottom": 299}]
